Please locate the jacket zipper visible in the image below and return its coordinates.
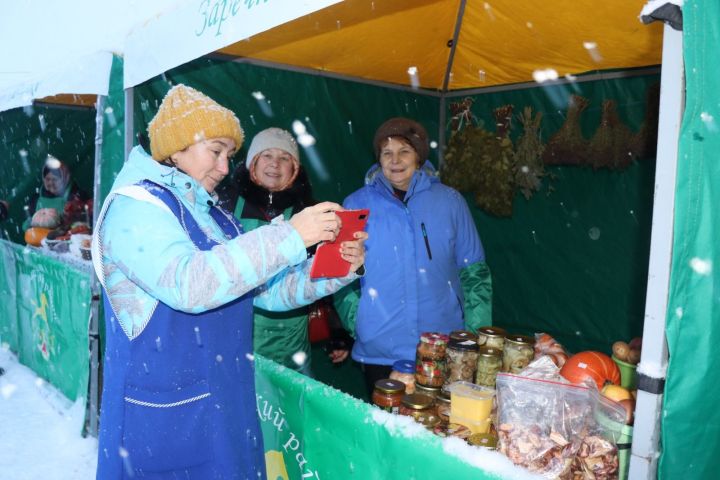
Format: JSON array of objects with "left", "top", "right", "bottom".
[{"left": 421, "top": 222, "right": 432, "bottom": 260}]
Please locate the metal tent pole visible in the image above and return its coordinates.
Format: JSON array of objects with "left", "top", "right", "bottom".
[
  {"left": 438, "top": 0, "right": 467, "bottom": 165},
  {"left": 87, "top": 95, "right": 105, "bottom": 437},
  {"left": 629, "top": 23, "right": 684, "bottom": 480},
  {"left": 125, "top": 87, "right": 135, "bottom": 159}
]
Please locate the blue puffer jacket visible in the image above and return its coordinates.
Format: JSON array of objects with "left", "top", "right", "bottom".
[{"left": 341, "top": 161, "right": 488, "bottom": 365}]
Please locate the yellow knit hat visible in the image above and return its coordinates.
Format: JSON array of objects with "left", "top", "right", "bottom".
[{"left": 148, "top": 84, "right": 244, "bottom": 161}]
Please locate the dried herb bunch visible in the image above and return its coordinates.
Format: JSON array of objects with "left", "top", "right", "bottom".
[
  {"left": 588, "top": 100, "right": 635, "bottom": 170},
  {"left": 442, "top": 103, "right": 516, "bottom": 217},
  {"left": 513, "top": 107, "right": 546, "bottom": 200},
  {"left": 543, "top": 95, "right": 590, "bottom": 166}
]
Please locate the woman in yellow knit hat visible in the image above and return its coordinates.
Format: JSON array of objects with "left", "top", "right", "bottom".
[{"left": 91, "top": 84, "right": 367, "bottom": 479}]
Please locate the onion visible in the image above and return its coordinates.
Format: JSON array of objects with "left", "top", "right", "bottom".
[{"left": 612, "top": 341, "right": 630, "bottom": 361}]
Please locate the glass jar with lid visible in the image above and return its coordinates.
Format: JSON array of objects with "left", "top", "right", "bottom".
[
  {"left": 475, "top": 346, "right": 503, "bottom": 387},
  {"left": 372, "top": 379, "right": 406, "bottom": 413},
  {"left": 389, "top": 359, "right": 416, "bottom": 394},
  {"left": 414, "top": 383, "right": 441, "bottom": 400},
  {"left": 415, "top": 332, "right": 449, "bottom": 387},
  {"left": 502, "top": 335, "right": 535, "bottom": 373},
  {"left": 449, "top": 330, "right": 478, "bottom": 343},
  {"left": 444, "top": 337, "right": 479, "bottom": 387},
  {"left": 436, "top": 389, "right": 451, "bottom": 423},
  {"left": 476, "top": 326, "right": 507, "bottom": 350},
  {"left": 399, "top": 393, "right": 439, "bottom": 427}
]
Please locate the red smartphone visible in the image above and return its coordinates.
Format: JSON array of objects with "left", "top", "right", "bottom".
[{"left": 310, "top": 209, "right": 369, "bottom": 279}]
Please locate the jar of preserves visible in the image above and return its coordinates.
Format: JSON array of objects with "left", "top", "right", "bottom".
[
  {"left": 444, "top": 337, "right": 479, "bottom": 387},
  {"left": 476, "top": 326, "right": 507, "bottom": 350},
  {"left": 372, "top": 379, "right": 406, "bottom": 413},
  {"left": 414, "top": 383, "right": 441, "bottom": 400},
  {"left": 389, "top": 359, "right": 416, "bottom": 394},
  {"left": 436, "top": 390, "right": 451, "bottom": 423},
  {"left": 449, "top": 330, "right": 478, "bottom": 343},
  {"left": 502, "top": 335, "right": 535, "bottom": 373},
  {"left": 399, "top": 393, "right": 439, "bottom": 427},
  {"left": 468, "top": 433, "right": 498, "bottom": 450},
  {"left": 475, "top": 346, "right": 503, "bottom": 387},
  {"left": 415, "top": 332, "right": 449, "bottom": 387}
]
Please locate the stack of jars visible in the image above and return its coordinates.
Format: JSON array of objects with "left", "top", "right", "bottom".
[{"left": 371, "top": 327, "right": 536, "bottom": 438}]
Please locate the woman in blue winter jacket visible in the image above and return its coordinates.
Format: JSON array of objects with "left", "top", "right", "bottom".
[
  {"left": 335, "top": 117, "right": 492, "bottom": 396},
  {"left": 91, "top": 84, "right": 366, "bottom": 479}
]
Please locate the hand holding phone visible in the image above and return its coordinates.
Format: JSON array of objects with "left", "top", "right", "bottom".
[{"left": 310, "top": 209, "right": 369, "bottom": 278}]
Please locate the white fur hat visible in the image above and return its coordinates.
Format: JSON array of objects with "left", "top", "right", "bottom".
[{"left": 245, "top": 127, "right": 299, "bottom": 169}]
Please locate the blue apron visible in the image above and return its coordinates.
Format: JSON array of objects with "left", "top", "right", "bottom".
[{"left": 97, "top": 181, "right": 265, "bottom": 479}]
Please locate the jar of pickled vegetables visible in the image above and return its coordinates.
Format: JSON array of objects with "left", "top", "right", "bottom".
[
  {"left": 372, "top": 379, "right": 406, "bottom": 413},
  {"left": 476, "top": 326, "right": 507, "bottom": 350},
  {"left": 444, "top": 337, "right": 479, "bottom": 387},
  {"left": 415, "top": 332, "right": 449, "bottom": 387},
  {"left": 502, "top": 335, "right": 535, "bottom": 373},
  {"left": 475, "top": 346, "right": 503, "bottom": 387},
  {"left": 449, "top": 330, "right": 478, "bottom": 343},
  {"left": 399, "top": 393, "right": 439, "bottom": 426},
  {"left": 389, "top": 359, "right": 416, "bottom": 394}
]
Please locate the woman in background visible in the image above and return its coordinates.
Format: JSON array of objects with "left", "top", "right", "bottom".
[
  {"left": 23, "top": 156, "right": 89, "bottom": 232},
  {"left": 336, "top": 117, "right": 492, "bottom": 395},
  {"left": 219, "top": 127, "right": 350, "bottom": 374}
]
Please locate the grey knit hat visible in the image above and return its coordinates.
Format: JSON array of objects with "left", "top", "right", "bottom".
[
  {"left": 373, "top": 117, "right": 429, "bottom": 161},
  {"left": 245, "top": 127, "right": 299, "bottom": 169}
]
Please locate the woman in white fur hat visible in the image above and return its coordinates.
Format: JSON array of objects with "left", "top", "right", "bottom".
[{"left": 219, "top": 127, "right": 352, "bottom": 375}]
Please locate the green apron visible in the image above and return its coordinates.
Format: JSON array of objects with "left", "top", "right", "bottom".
[
  {"left": 23, "top": 189, "right": 70, "bottom": 231},
  {"left": 234, "top": 197, "right": 312, "bottom": 373}
]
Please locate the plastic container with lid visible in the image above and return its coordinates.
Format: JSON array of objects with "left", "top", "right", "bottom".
[
  {"left": 502, "top": 334, "right": 535, "bottom": 373},
  {"left": 475, "top": 346, "right": 503, "bottom": 387},
  {"left": 448, "top": 381, "right": 495, "bottom": 434},
  {"left": 476, "top": 326, "right": 507, "bottom": 349},
  {"left": 444, "top": 337, "right": 479, "bottom": 386},
  {"left": 389, "top": 359, "right": 417, "bottom": 394},
  {"left": 372, "top": 379, "right": 406, "bottom": 414},
  {"left": 415, "top": 332, "right": 449, "bottom": 387}
]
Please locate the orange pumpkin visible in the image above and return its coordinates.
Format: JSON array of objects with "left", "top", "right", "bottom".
[
  {"left": 25, "top": 227, "right": 51, "bottom": 247},
  {"left": 560, "top": 351, "right": 620, "bottom": 389}
]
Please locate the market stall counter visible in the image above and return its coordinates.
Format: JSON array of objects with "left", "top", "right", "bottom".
[{"left": 0, "top": 238, "right": 92, "bottom": 404}]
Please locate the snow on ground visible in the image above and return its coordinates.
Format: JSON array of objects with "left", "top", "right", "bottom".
[{"left": 0, "top": 346, "right": 97, "bottom": 480}]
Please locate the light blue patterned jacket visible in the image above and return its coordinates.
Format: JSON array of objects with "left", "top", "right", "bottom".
[{"left": 91, "top": 146, "right": 355, "bottom": 340}]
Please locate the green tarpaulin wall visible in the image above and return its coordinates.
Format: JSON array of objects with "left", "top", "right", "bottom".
[
  {"left": 0, "top": 239, "right": 92, "bottom": 402},
  {"left": 133, "top": 58, "right": 657, "bottom": 357},
  {"left": 460, "top": 74, "right": 658, "bottom": 353},
  {"left": 0, "top": 103, "right": 96, "bottom": 244},
  {"left": 661, "top": 0, "right": 720, "bottom": 478},
  {"left": 255, "top": 355, "right": 511, "bottom": 479}
]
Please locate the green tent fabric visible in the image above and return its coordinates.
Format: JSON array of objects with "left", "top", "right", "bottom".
[
  {"left": 0, "top": 104, "right": 95, "bottom": 244},
  {"left": 99, "top": 55, "right": 126, "bottom": 207},
  {"left": 661, "top": 0, "right": 720, "bottom": 477},
  {"left": 457, "top": 74, "right": 659, "bottom": 354},
  {"left": 134, "top": 59, "right": 658, "bottom": 357},
  {"left": 132, "top": 58, "right": 440, "bottom": 205}
]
